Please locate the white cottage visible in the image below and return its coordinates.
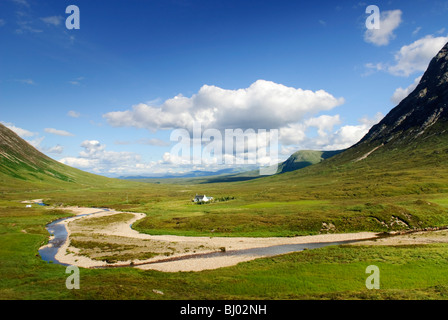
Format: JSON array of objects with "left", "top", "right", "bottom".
[{"left": 193, "top": 194, "right": 213, "bottom": 202}]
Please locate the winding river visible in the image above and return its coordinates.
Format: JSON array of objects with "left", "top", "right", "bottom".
[{"left": 38, "top": 208, "right": 377, "bottom": 270}]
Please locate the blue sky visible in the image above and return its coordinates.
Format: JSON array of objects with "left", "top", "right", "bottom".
[{"left": 1, "top": 0, "right": 447, "bottom": 177}]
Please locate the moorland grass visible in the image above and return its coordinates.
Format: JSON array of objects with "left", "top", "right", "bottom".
[{"left": 2, "top": 203, "right": 448, "bottom": 300}]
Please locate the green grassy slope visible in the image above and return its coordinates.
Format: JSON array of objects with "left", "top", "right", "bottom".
[
  {"left": 278, "top": 149, "right": 344, "bottom": 173},
  {"left": 0, "top": 123, "right": 138, "bottom": 193}
]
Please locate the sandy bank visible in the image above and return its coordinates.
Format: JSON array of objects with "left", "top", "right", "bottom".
[{"left": 43, "top": 206, "right": 379, "bottom": 272}]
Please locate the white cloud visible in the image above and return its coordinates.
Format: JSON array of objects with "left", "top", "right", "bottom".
[
  {"left": 44, "top": 128, "right": 74, "bottom": 137},
  {"left": 319, "top": 113, "right": 384, "bottom": 150},
  {"left": 279, "top": 113, "right": 383, "bottom": 151},
  {"left": 278, "top": 123, "right": 307, "bottom": 146},
  {"left": 412, "top": 27, "right": 422, "bottom": 36},
  {"left": 40, "top": 16, "right": 63, "bottom": 26},
  {"left": 365, "top": 35, "right": 448, "bottom": 77},
  {"left": 362, "top": 62, "right": 386, "bottom": 76},
  {"left": 364, "top": 10, "right": 402, "bottom": 46},
  {"left": 279, "top": 115, "right": 342, "bottom": 146},
  {"left": 391, "top": 76, "right": 422, "bottom": 105},
  {"left": 44, "top": 145, "right": 64, "bottom": 154},
  {"left": 59, "top": 140, "right": 144, "bottom": 175},
  {"left": 0, "top": 19, "right": 6, "bottom": 27},
  {"left": 388, "top": 35, "right": 448, "bottom": 76},
  {"left": 103, "top": 80, "right": 345, "bottom": 132},
  {"left": 59, "top": 157, "right": 92, "bottom": 169},
  {"left": 67, "top": 110, "right": 80, "bottom": 118},
  {"left": 101, "top": 80, "right": 352, "bottom": 174}
]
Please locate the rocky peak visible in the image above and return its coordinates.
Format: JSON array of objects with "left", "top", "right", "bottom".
[{"left": 357, "top": 41, "right": 448, "bottom": 146}]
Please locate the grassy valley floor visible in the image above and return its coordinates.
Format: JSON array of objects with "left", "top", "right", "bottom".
[{"left": 2, "top": 191, "right": 448, "bottom": 300}]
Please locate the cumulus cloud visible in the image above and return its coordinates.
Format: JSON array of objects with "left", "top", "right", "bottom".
[
  {"left": 279, "top": 115, "right": 341, "bottom": 146},
  {"left": 279, "top": 113, "right": 383, "bottom": 151},
  {"left": 364, "top": 10, "right": 402, "bottom": 46},
  {"left": 44, "top": 128, "right": 75, "bottom": 137},
  {"left": 102, "top": 80, "right": 384, "bottom": 172},
  {"left": 365, "top": 35, "right": 448, "bottom": 77},
  {"left": 103, "top": 80, "right": 345, "bottom": 132},
  {"left": 59, "top": 140, "right": 144, "bottom": 175},
  {"left": 388, "top": 35, "right": 448, "bottom": 76},
  {"left": 391, "top": 76, "right": 422, "bottom": 105},
  {"left": 324, "top": 113, "right": 383, "bottom": 150},
  {"left": 98, "top": 80, "right": 389, "bottom": 174}
]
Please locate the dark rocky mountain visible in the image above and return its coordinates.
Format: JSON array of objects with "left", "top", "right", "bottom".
[{"left": 357, "top": 41, "right": 448, "bottom": 147}]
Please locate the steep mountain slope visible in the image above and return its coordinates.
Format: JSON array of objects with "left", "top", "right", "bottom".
[
  {"left": 0, "top": 123, "right": 117, "bottom": 191},
  {"left": 299, "top": 41, "right": 448, "bottom": 170},
  {"left": 360, "top": 42, "right": 448, "bottom": 147},
  {"left": 344, "top": 41, "right": 448, "bottom": 162}
]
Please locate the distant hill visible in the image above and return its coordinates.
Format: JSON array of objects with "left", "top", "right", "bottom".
[
  {"left": 277, "top": 150, "right": 344, "bottom": 173},
  {"left": 118, "top": 166, "right": 258, "bottom": 180},
  {"left": 177, "top": 149, "right": 343, "bottom": 184},
  {"left": 0, "top": 123, "right": 117, "bottom": 192},
  {"left": 122, "top": 150, "right": 343, "bottom": 183}
]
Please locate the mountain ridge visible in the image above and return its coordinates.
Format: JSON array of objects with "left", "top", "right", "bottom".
[{"left": 0, "top": 122, "right": 119, "bottom": 191}]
